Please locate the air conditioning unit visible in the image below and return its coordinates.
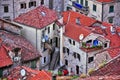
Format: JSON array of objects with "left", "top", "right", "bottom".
[{"left": 14, "top": 57, "right": 19, "bottom": 61}]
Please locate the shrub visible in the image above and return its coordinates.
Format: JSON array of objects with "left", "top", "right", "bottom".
[
  {"left": 88, "top": 68, "right": 95, "bottom": 75},
  {"left": 80, "top": 74, "right": 87, "bottom": 78}
]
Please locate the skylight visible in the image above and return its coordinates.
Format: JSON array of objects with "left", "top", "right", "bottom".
[{"left": 41, "top": 11, "right": 46, "bottom": 16}]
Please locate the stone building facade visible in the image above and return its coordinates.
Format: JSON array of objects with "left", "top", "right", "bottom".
[{"left": 66, "top": 0, "right": 120, "bottom": 26}]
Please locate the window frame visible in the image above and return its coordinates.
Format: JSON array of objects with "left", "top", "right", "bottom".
[
  {"left": 4, "top": 5, "right": 9, "bottom": 13},
  {"left": 109, "top": 5, "right": 114, "bottom": 13},
  {"left": 93, "top": 4, "right": 96, "bottom": 12},
  {"left": 20, "top": 3, "right": 26, "bottom": 9}
]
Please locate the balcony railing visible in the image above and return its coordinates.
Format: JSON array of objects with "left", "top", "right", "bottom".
[{"left": 72, "top": 2, "right": 89, "bottom": 14}]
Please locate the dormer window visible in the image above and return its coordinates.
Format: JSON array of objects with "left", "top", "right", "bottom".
[{"left": 104, "top": 43, "right": 108, "bottom": 48}]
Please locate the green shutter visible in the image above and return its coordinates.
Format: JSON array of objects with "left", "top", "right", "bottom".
[{"left": 0, "top": 69, "right": 3, "bottom": 78}]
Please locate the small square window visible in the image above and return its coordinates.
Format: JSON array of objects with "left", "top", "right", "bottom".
[
  {"left": 29, "top": 1, "right": 36, "bottom": 8},
  {"left": 108, "top": 17, "right": 113, "bottom": 23},
  {"left": 88, "top": 57, "right": 94, "bottom": 63},
  {"left": 20, "top": 3, "right": 26, "bottom": 9}
]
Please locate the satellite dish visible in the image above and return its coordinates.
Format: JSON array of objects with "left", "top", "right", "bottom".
[
  {"left": 20, "top": 69, "right": 26, "bottom": 76},
  {"left": 79, "top": 34, "right": 84, "bottom": 40},
  {"left": 42, "top": 38, "right": 45, "bottom": 42}
]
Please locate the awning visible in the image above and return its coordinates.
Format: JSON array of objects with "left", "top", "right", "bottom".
[{"left": 73, "top": 2, "right": 83, "bottom": 9}]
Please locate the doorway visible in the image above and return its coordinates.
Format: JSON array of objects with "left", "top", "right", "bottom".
[{"left": 76, "top": 65, "right": 79, "bottom": 74}]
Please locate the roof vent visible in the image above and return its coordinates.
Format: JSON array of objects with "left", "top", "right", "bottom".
[
  {"left": 41, "top": 12, "right": 46, "bottom": 17},
  {"left": 76, "top": 17, "right": 80, "bottom": 25}
]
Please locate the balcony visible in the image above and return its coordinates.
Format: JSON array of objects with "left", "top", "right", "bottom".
[
  {"left": 72, "top": 2, "right": 89, "bottom": 15},
  {"left": 81, "top": 42, "right": 103, "bottom": 52}
]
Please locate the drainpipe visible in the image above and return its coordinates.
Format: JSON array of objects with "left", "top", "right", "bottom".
[
  {"left": 36, "top": 29, "right": 38, "bottom": 50},
  {"left": 101, "top": 3, "right": 104, "bottom": 21},
  {"left": 13, "top": 0, "right": 15, "bottom": 19},
  {"left": 86, "top": 53, "right": 88, "bottom": 74}
]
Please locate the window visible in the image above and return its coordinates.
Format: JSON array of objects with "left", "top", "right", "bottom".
[
  {"left": 77, "top": 54, "right": 81, "bottom": 61},
  {"left": 65, "top": 59, "right": 68, "bottom": 66},
  {"left": 20, "top": 3, "right": 26, "bottom": 9},
  {"left": 53, "top": 24, "right": 55, "bottom": 30},
  {"left": 67, "top": 48, "right": 69, "bottom": 54},
  {"left": 86, "top": 40, "right": 92, "bottom": 43},
  {"left": 29, "top": 1, "right": 36, "bottom": 8},
  {"left": 48, "top": 27, "right": 50, "bottom": 34},
  {"left": 88, "top": 57, "right": 94, "bottom": 63},
  {"left": 4, "top": 5, "right": 9, "bottom": 13},
  {"left": 85, "top": 0, "right": 88, "bottom": 7},
  {"left": 67, "top": 6, "right": 72, "bottom": 10},
  {"left": 3, "top": 16, "right": 10, "bottom": 21},
  {"left": 63, "top": 47, "right": 66, "bottom": 53},
  {"left": 41, "top": 0, "right": 44, "bottom": 5},
  {"left": 69, "top": 39, "right": 71, "bottom": 44},
  {"left": 76, "top": 0, "right": 79, "bottom": 3},
  {"left": 109, "top": 5, "right": 114, "bottom": 13},
  {"left": 104, "top": 43, "right": 107, "bottom": 48},
  {"left": 73, "top": 41, "right": 75, "bottom": 45},
  {"left": 81, "top": 0, "right": 83, "bottom": 5},
  {"left": 93, "top": 4, "right": 96, "bottom": 12},
  {"left": 73, "top": 52, "right": 76, "bottom": 58},
  {"left": 44, "top": 57, "right": 46, "bottom": 63},
  {"left": 31, "top": 60, "right": 36, "bottom": 69},
  {"left": 108, "top": 17, "right": 113, "bottom": 23}
]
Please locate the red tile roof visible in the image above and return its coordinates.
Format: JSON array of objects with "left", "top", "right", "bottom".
[
  {"left": 63, "top": 11, "right": 120, "bottom": 58},
  {"left": 0, "top": 44, "right": 13, "bottom": 68},
  {"left": 14, "top": 6, "right": 58, "bottom": 29},
  {"left": 7, "top": 66, "right": 52, "bottom": 80},
  {"left": 7, "top": 66, "right": 40, "bottom": 80},
  {"left": 64, "top": 23, "right": 91, "bottom": 42},
  {"left": 97, "top": 0, "right": 114, "bottom": 3},
  {"left": 63, "top": 11, "right": 92, "bottom": 41},
  {"left": 91, "top": 54, "right": 120, "bottom": 76},
  {"left": 63, "top": 11, "right": 96, "bottom": 27},
  {"left": 80, "top": 75, "right": 120, "bottom": 80},
  {"left": 0, "top": 30, "right": 41, "bottom": 62},
  {"left": 30, "top": 70, "right": 52, "bottom": 80}
]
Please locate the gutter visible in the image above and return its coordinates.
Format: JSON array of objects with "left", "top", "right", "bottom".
[
  {"left": 86, "top": 53, "right": 88, "bottom": 74},
  {"left": 13, "top": 0, "right": 15, "bottom": 19},
  {"left": 101, "top": 3, "right": 104, "bottom": 21}
]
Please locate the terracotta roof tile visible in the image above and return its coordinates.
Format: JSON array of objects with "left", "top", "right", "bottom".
[
  {"left": 80, "top": 75, "right": 120, "bottom": 80},
  {"left": 7, "top": 66, "right": 52, "bottom": 80},
  {"left": 30, "top": 70, "right": 52, "bottom": 80},
  {"left": 64, "top": 23, "right": 91, "bottom": 42},
  {"left": 0, "top": 44, "right": 13, "bottom": 68},
  {"left": 14, "top": 6, "right": 58, "bottom": 29},
  {"left": 91, "top": 54, "right": 120, "bottom": 76},
  {"left": 63, "top": 11, "right": 120, "bottom": 58},
  {"left": 7, "top": 66, "right": 40, "bottom": 80},
  {"left": 0, "top": 30, "right": 41, "bottom": 62},
  {"left": 63, "top": 11, "right": 96, "bottom": 27}
]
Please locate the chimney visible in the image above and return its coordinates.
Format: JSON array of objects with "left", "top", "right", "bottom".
[
  {"left": 76, "top": 17, "right": 80, "bottom": 25},
  {"left": 110, "top": 25, "right": 116, "bottom": 34}
]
